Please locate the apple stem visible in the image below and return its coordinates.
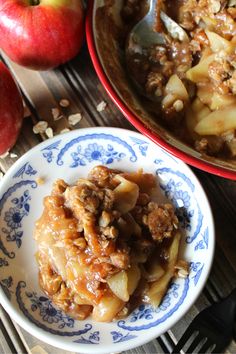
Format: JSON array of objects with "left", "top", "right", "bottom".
[{"left": 30, "top": 0, "right": 40, "bottom": 5}]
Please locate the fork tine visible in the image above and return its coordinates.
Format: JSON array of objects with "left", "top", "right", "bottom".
[
  {"left": 212, "top": 343, "right": 224, "bottom": 354},
  {"left": 197, "top": 338, "right": 213, "bottom": 353},
  {"left": 171, "top": 326, "right": 196, "bottom": 353},
  {"left": 186, "top": 333, "right": 203, "bottom": 353}
]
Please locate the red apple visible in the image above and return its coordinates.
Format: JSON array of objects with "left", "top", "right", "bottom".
[
  {"left": 0, "top": 0, "right": 84, "bottom": 70},
  {"left": 0, "top": 62, "right": 24, "bottom": 155}
]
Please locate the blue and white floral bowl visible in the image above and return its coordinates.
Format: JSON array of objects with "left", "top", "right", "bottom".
[{"left": 0, "top": 127, "right": 215, "bottom": 353}]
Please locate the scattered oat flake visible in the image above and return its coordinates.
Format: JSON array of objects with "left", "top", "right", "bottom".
[
  {"left": 51, "top": 107, "right": 60, "bottom": 120},
  {"left": 68, "top": 113, "right": 82, "bottom": 126},
  {"left": 96, "top": 101, "right": 107, "bottom": 112},
  {"left": 0, "top": 151, "right": 9, "bottom": 159},
  {"left": 59, "top": 99, "right": 70, "bottom": 107},
  {"left": 36, "top": 177, "right": 45, "bottom": 185},
  {"left": 10, "top": 153, "right": 18, "bottom": 158},
  {"left": 45, "top": 127, "right": 54, "bottom": 139},
  {"left": 0, "top": 171, "right": 3, "bottom": 179},
  {"left": 33, "top": 121, "right": 48, "bottom": 134},
  {"left": 60, "top": 128, "right": 70, "bottom": 134}
]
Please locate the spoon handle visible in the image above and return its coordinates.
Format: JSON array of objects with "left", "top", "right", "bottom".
[
  {"left": 149, "top": 0, "right": 163, "bottom": 32},
  {"left": 149, "top": 0, "right": 161, "bottom": 13}
]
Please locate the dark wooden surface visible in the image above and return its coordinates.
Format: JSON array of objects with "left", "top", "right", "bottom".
[{"left": 1, "top": 44, "right": 236, "bottom": 354}]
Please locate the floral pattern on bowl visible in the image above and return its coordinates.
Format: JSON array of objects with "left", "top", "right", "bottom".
[{"left": 0, "top": 127, "right": 215, "bottom": 354}]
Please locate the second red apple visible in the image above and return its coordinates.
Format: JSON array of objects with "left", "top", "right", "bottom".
[{"left": 0, "top": 62, "right": 24, "bottom": 155}]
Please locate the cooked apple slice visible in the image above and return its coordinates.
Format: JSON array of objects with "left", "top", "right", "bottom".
[
  {"left": 186, "top": 54, "right": 215, "bottom": 83},
  {"left": 113, "top": 175, "right": 139, "bottom": 213},
  {"left": 92, "top": 294, "right": 124, "bottom": 322},
  {"left": 195, "top": 105, "right": 236, "bottom": 135},
  {"left": 192, "top": 98, "right": 211, "bottom": 122},
  {"left": 127, "top": 264, "right": 141, "bottom": 295},
  {"left": 107, "top": 271, "right": 129, "bottom": 301},
  {"left": 205, "top": 30, "right": 231, "bottom": 52},
  {"left": 165, "top": 74, "right": 188, "bottom": 100},
  {"left": 210, "top": 93, "right": 236, "bottom": 110},
  {"left": 197, "top": 85, "right": 213, "bottom": 106}
]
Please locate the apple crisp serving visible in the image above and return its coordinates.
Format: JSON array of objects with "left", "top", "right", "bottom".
[{"left": 34, "top": 166, "right": 188, "bottom": 322}]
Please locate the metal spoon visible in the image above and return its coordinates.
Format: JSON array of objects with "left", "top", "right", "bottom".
[{"left": 125, "top": 0, "right": 189, "bottom": 98}]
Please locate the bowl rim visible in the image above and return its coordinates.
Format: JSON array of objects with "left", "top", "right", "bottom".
[
  {"left": 0, "top": 126, "right": 215, "bottom": 353},
  {"left": 85, "top": 0, "right": 236, "bottom": 181}
]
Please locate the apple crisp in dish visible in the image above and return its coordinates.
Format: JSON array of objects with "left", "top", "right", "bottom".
[
  {"left": 34, "top": 166, "right": 188, "bottom": 322},
  {"left": 124, "top": 0, "right": 236, "bottom": 159}
]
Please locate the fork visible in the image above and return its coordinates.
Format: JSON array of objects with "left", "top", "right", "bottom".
[{"left": 171, "top": 288, "right": 236, "bottom": 353}]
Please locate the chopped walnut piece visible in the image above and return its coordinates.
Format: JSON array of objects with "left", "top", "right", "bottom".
[
  {"left": 52, "top": 179, "right": 68, "bottom": 195},
  {"left": 149, "top": 45, "right": 167, "bottom": 63},
  {"left": 144, "top": 203, "right": 179, "bottom": 241},
  {"left": 227, "top": 71, "right": 236, "bottom": 94},
  {"left": 195, "top": 138, "right": 208, "bottom": 153},
  {"left": 88, "top": 165, "right": 120, "bottom": 188},
  {"left": 196, "top": 136, "right": 224, "bottom": 155},
  {"left": 208, "top": 60, "right": 231, "bottom": 82},
  {"left": 179, "top": 10, "right": 195, "bottom": 30},
  {"left": 71, "top": 184, "right": 101, "bottom": 213},
  {"left": 101, "top": 226, "right": 119, "bottom": 239},
  {"left": 73, "top": 237, "right": 87, "bottom": 250},
  {"left": 137, "top": 193, "right": 150, "bottom": 206},
  {"left": 99, "top": 210, "right": 113, "bottom": 227},
  {"left": 189, "top": 39, "right": 201, "bottom": 53},
  {"left": 110, "top": 251, "right": 129, "bottom": 269},
  {"left": 226, "top": 138, "right": 236, "bottom": 156},
  {"left": 102, "top": 189, "right": 115, "bottom": 210},
  {"left": 51, "top": 282, "right": 72, "bottom": 311},
  {"left": 145, "top": 72, "right": 164, "bottom": 94}
]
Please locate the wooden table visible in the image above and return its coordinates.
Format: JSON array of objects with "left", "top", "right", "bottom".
[{"left": 1, "top": 44, "right": 236, "bottom": 354}]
